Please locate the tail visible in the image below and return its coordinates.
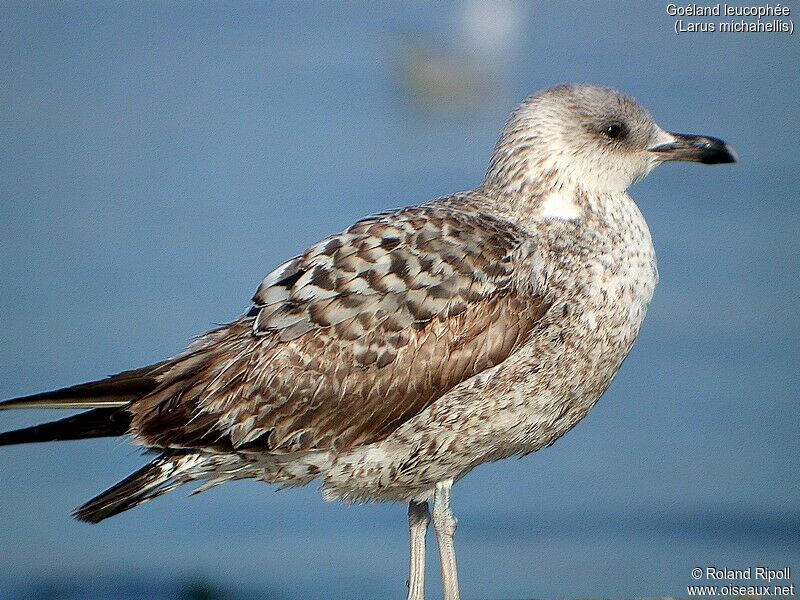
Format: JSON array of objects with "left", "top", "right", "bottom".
[
  {"left": 1, "top": 362, "right": 217, "bottom": 523},
  {"left": 0, "top": 363, "right": 165, "bottom": 446},
  {"left": 0, "top": 407, "right": 131, "bottom": 445},
  {"left": 74, "top": 451, "right": 206, "bottom": 523}
]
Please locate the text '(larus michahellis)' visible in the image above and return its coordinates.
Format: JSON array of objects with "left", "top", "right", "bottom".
[{"left": 1, "top": 84, "right": 736, "bottom": 600}]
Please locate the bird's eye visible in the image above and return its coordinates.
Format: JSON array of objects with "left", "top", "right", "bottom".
[{"left": 602, "top": 123, "right": 626, "bottom": 140}]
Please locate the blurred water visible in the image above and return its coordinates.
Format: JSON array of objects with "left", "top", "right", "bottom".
[{"left": 1, "top": 2, "right": 798, "bottom": 599}]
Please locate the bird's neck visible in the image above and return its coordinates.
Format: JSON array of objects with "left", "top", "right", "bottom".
[
  {"left": 479, "top": 177, "right": 641, "bottom": 233},
  {"left": 482, "top": 138, "right": 634, "bottom": 208}
]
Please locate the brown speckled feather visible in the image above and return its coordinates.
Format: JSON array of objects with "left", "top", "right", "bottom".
[{"left": 130, "top": 197, "right": 550, "bottom": 453}]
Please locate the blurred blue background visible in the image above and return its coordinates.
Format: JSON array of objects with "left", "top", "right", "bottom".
[{"left": 1, "top": 2, "right": 798, "bottom": 598}]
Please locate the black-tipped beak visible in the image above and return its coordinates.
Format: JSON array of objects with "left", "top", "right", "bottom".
[{"left": 649, "top": 133, "right": 737, "bottom": 164}]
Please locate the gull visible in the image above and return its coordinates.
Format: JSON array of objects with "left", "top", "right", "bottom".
[{"left": 0, "top": 84, "right": 735, "bottom": 599}]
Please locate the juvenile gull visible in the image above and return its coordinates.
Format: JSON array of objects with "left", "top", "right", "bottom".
[{"left": 1, "top": 84, "right": 735, "bottom": 599}]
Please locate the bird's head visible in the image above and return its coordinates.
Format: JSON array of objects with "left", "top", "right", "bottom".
[{"left": 484, "top": 84, "right": 736, "bottom": 196}]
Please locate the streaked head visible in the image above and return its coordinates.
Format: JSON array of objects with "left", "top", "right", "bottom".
[{"left": 484, "top": 84, "right": 736, "bottom": 195}]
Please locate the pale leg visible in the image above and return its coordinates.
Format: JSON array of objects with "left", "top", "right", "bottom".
[
  {"left": 432, "top": 479, "right": 460, "bottom": 600},
  {"left": 407, "top": 500, "right": 430, "bottom": 600}
]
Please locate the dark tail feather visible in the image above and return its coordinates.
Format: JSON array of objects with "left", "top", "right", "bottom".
[
  {"left": 0, "top": 362, "right": 167, "bottom": 411},
  {"left": 0, "top": 408, "right": 131, "bottom": 446},
  {"left": 0, "top": 362, "right": 168, "bottom": 445},
  {"left": 74, "top": 451, "right": 202, "bottom": 523}
]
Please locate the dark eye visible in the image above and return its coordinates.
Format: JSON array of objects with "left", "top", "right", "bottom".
[{"left": 602, "top": 123, "right": 626, "bottom": 139}]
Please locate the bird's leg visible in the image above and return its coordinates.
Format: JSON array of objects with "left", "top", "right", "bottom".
[
  {"left": 432, "top": 479, "right": 460, "bottom": 600},
  {"left": 407, "top": 500, "right": 430, "bottom": 600}
]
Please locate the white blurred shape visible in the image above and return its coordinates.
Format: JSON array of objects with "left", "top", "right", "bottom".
[
  {"left": 460, "top": 0, "right": 524, "bottom": 57},
  {"left": 391, "top": 1, "right": 528, "bottom": 115}
]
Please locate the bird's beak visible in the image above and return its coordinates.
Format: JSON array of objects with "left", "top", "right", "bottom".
[{"left": 648, "top": 132, "right": 737, "bottom": 164}]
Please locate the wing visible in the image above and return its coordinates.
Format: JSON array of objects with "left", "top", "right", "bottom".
[{"left": 131, "top": 198, "right": 550, "bottom": 453}]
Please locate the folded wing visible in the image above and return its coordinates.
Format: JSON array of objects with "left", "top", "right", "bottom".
[{"left": 131, "top": 198, "right": 550, "bottom": 453}]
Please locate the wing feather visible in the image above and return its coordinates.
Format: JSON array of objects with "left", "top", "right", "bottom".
[{"left": 130, "top": 199, "right": 550, "bottom": 452}]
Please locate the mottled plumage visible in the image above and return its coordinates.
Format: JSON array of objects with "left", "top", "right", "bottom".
[
  {"left": 130, "top": 201, "right": 548, "bottom": 456},
  {"left": 1, "top": 84, "right": 735, "bottom": 600}
]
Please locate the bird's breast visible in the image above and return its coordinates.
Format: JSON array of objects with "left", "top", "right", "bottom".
[{"left": 510, "top": 193, "right": 658, "bottom": 442}]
